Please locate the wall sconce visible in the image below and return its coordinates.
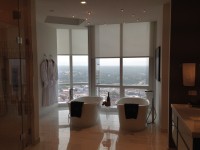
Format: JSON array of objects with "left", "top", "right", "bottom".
[{"left": 182, "top": 63, "right": 196, "bottom": 86}]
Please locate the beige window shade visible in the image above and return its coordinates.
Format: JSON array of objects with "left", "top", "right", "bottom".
[
  {"left": 57, "top": 29, "right": 70, "bottom": 54},
  {"left": 123, "top": 22, "right": 150, "bottom": 57},
  {"left": 57, "top": 28, "right": 88, "bottom": 55},
  {"left": 95, "top": 24, "right": 120, "bottom": 57},
  {"left": 72, "top": 29, "right": 88, "bottom": 55}
]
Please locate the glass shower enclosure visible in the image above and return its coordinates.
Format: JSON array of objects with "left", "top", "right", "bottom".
[{"left": 0, "top": 0, "right": 32, "bottom": 149}]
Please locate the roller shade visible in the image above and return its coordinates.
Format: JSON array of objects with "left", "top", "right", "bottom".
[
  {"left": 123, "top": 22, "right": 150, "bottom": 57},
  {"left": 95, "top": 24, "right": 120, "bottom": 57},
  {"left": 57, "top": 28, "right": 88, "bottom": 55},
  {"left": 57, "top": 29, "right": 70, "bottom": 54},
  {"left": 72, "top": 29, "right": 88, "bottom": 54}
]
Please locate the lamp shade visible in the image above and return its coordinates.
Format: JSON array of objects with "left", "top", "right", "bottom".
[{"left": 182, "top": 63, "right": 196, "bottom": 86}]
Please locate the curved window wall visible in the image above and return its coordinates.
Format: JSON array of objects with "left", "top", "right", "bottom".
[{"left": 57, "top": 22, "right": 155, "bottom": 105}]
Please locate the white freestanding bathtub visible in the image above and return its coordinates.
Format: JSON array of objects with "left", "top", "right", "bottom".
[
  {"left": 116, "top": 97, "right": 150, "bottom": 131},
  {"left": 68, "top": 96, "right": 102, "bottom": 128}
]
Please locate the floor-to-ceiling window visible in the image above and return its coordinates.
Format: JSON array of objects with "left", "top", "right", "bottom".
[
  {"left": 96, "top": 58, "right": 120, "bottom": 105},
  {"left": 57, "top": 22, "right": 154, "bottom": 105},
  {"left": 72, "top": 55, "right": 89, "bottom": 98},
  {"left": 57, "top": 55, "right": 70, "bottom": 103},
  {"left": 123, "top": 57, "right": 149, "bottom": 98},
  {"left": 95, "top": 57, "right": 149, "bottom": 104},
  {"left": 94, "top": 22, "right": 153, "bottom": 104},
  {"left": 57, "top": 28, "right": 88, "bottom": 103}
]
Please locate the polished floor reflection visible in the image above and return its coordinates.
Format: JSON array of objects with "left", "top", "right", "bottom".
[{"left": 27, "top": 107, "right": 168, "bottom": 150}]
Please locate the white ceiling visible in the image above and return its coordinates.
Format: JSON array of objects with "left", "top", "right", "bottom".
[{"left": 36, "top": 0, "right": 169, "bottom": 27}]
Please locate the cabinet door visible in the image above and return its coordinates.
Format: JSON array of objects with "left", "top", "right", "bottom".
[
  {"left": 178, "top": 119, "right": 193, "bottom": 150},
  {"left": 172, "top": 111, "right": 178, "bottom": 146},
  {"left": 178, "top": 133, "right": 188, "bottom": 150}
]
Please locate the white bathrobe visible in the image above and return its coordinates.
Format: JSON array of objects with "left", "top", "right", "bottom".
[
  {"left": 40, "top": 59, "right": 58, "bottom": 106},
  {"left": 48, "top": 59, "right": 58, "bottom": 105},
  {"left": 40, "top": 59, "right": 49, "bottom": 106}
]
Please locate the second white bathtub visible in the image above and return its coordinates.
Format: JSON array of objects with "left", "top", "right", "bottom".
[
  {"left": 68, "top": 96, "right": 102, "bottom": 128},
  {"left": 116, "top": 97, "right": 150, "bottom": 131}
]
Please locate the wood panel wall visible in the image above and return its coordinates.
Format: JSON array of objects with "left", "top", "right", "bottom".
[{"left": 169, "top": 0, "right": 200, "bottom": 147}]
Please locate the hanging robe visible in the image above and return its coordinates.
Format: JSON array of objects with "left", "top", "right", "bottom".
[
  {"left": 48, "top": 59, "right": 58, "bottom": 105},
  {"left": 40, "top": 59, "right": 49, "bottom": 106}
]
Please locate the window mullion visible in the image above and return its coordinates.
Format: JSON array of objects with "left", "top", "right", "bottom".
[
  {"left": 69, "top": 29, "right": 73, "bottom": 98},
  {"left": 120, "top": 23, "right": 124, "bottom": 97}
]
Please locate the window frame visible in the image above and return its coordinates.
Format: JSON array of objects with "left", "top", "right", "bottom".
[
  {"left": 57, "top": 54, "right": 89, "bottom": 103},
  {"left": 95, "top": 57, "right": 150, "bottom": 100}
]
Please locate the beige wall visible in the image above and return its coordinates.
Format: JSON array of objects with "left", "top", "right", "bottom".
[
  {"left": 36, "top": 22, "right": 58, "bottom": 116},
  {"left": 160, "top": 2, "right": 170, "bottom": 131},
  {"left": 155, "top": 5, "right": 163, "bottom": 127},
  {"left": 154, "top": 2, "right": 170, "bottom": 131}
]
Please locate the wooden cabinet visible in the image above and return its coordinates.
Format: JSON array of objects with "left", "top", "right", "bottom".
[
  {"left": 178, "top": 133, "right": 188, "bottom": 150},
  {"left": 172, "top": 111, "right": 178, "bottom": 146},
  {"left": 171, "top": 104, "right": 200, "bottom": 150},
  {"left": 178, "top": 119, "right": 193, "bottom": 149}
]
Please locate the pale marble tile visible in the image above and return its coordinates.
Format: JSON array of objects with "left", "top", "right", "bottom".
[{"left": 26, "top": 107, "right": 168, "bottom": 150}]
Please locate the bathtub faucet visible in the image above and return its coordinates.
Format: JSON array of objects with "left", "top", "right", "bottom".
[
  {"left": 102, "top": 100, "right": 107, "bottom": 106},
  {"left": 102, "top": 100, "right": 110, "bottom": 107},
  {"left": 69, "top": 88, "right": 73, "bottom": 100}
]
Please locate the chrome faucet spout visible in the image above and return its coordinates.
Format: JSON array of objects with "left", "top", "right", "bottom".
[{"left": 102, "top": 101, "right": 107, "bottom": 106}]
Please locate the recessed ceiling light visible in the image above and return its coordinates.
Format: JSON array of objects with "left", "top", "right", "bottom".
[
  {"left": 81, "top": 1, "right": 87, "bottom": 4},
  {"left": 120, "top": 9, "right": 124, "bottom": 12}
]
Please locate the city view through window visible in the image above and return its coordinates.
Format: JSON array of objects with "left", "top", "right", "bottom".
[
  {"left": 57, "top": 55, "right": 89, "bottom": 103},
  {"left": 58, "top": 56, "right": 149, "bottom": 104},
  {"left": 96, "top": 58, "right": 149, "bottom": 105}
]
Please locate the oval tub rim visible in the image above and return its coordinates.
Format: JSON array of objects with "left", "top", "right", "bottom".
[
  {"left": 68, "top": 96, "right": 103, "bottom": 104},
  {"left": 116, "top": 97, "right": 150, "bottom": 106}
]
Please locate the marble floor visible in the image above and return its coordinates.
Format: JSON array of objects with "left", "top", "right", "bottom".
[{"left": 27, "top": 107, "right": 169, "bottom": 150}]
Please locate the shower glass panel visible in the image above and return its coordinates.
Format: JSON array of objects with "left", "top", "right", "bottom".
[
  {"left": 19, "top": 0, "right": 32, "bottom": 147},
  {"left": 0, "top": 0, "right": 31, "bottom": 149},
  {"left": 0, "top": 0, "right": 22, "bottom": 149}
]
